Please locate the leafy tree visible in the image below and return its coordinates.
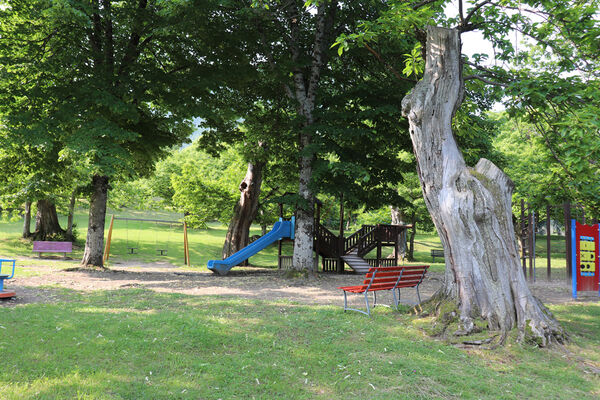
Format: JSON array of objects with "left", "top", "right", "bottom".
[
  {"left": 333, "top": 0, "right": 600, "bottom": 345},
  {"left": 0, "top": 0, "right": 210, "bottom": 266}
]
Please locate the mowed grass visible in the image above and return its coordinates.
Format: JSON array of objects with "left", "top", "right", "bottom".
[
  {"left": 0, "top": 209, "right": 281, "bottom": 269},
  {"left": 0, "top": 288, "right": 598, "bottom": 399}
]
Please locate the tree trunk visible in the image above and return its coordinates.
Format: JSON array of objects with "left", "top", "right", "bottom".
[
  {"left": 22, "top": 201, "right": 32, "bottom": 238},
  {"left": 222, "top": 161, "right": 264, "bottom": 262},
  {"left": 81, "top": 175, "right": 109, "bottom": 267},
  {"left": 390, "top": 206, "right": 407, "bottom": 259},
  {"left": 287, "top": 1, "right": 336, "bottom": 273},
  {"left": 31, "top": 199, "right": 66, "bottom": 241},
  {"left": 407, "top": 214, "right": 416, "bottom": 261},
  {"left": 401, "top": 26, "right": 564, "bottom": 345},
  {"left": 292, "top": 138, "right": 315, "bottom": 272},
  {"left": 67, "top": 191, "right": 77, "bottom": 237}
]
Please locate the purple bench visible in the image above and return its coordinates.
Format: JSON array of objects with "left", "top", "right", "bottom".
[{"left": 33, "top": 241, "right": 73, "bottom": 258}]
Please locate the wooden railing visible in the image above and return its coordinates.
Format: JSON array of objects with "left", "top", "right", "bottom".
[
  {"left": 364, "top": 258, "right": 397, "bottom": 267},
  {"left": 278, "top": 255, "right": 293, "bottom": 269},
  {"left": 322, "top": 258, "right": 339, "bottom": 272},
  {"left": 374, "top": 224, "right": 404, "bottom": 243},
  {"left": 344, "top": 225, "right": 377, "bottom": 253},
  {"left": 357, "top": 225, "right": 379, "bottom": 257},
  {"left": 315, "top": 223, "right": 339, "bottom": 258}
]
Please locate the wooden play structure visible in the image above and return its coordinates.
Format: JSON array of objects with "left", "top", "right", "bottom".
[{"left": 277, "top": 198, "right": 412, "bottom": 274}]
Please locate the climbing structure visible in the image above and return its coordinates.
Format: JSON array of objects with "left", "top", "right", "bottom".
[
  {"left": 276, "top": 195, "right": 411, "bottom": 273},
  {"left": 314, "top": 223, "right": 410, "bottom": 273}
]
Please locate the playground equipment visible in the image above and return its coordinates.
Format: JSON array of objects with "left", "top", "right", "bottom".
[
  {"left": 571, "top": 220, "right": 599, "bottom": 299},
  {"left": 275, "top": 196, "right": 411, "bottom": 274},
  {"left": 207, "top": 217, "right": 295, "bottom": 275},
  {"left": 103, "top": 215, "right": 191, "bottom": 266},
  {"left": 0, "top": 259, "right": 16, "bottom": 299}
]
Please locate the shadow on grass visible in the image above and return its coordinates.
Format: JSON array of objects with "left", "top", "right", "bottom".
[{"left": 1, "top": 287, "right": 599, "bottom": 399}]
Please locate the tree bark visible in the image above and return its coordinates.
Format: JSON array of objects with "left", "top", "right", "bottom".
[
  {"left": 222, "top": 161, "right": 265, "bottom": 261},
  {"left": 31, "top": 199, "right": 66, "bottom": 241},
  {"left": 285, "top": 2, "right": 333, "bottom": 272},
  {"left": 390, "top": 206, "right": 407, "bottom": 259},
  {"left": 22, "top": 201, "right": 32, "bottom": 239},
  {"left": 407, "top": 213, "right": 416, "bottom": 261},
  {"left": 67, "top": 191, "right": 77, "bottom": 237},
  {"left": 81, "top": 175, "right": 109, "bottom": 267},
  {"left": 401, "top": 26, "right": 564, "bottom": 345}
]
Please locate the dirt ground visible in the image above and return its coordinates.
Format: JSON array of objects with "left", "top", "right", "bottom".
[{"left": 1, "top": 259, "right": 598, "bottom": 308}]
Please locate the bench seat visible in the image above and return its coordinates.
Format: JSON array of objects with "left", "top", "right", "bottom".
[
  {"left": 33, "top": 241, "right": 72, "bottom": 258},
  {"left": 338, "top": 265, "right": 429, "bottom": 316},
  {"left": 431, "top": 249, "right": 444, "bottom": 262}
]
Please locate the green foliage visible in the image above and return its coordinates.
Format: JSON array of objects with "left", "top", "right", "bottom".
[{"left": 402, "top": 43, "right": 424, "bottom": 77}]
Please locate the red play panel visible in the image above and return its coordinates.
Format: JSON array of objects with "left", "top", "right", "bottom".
[{"left": 573, "top": 221, "right": 600, "bottom": 296}]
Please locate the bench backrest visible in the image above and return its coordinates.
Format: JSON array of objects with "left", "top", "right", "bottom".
[
  {"left": 33, "top": 241, "right": 72, "bottom": 252},
  {"left": 361, "top": 265, "right": 429, "bottom": 291}
]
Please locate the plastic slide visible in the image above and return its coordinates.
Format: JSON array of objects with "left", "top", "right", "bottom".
[{"left": 207, "top": 217, "right": 295, "bottom": 275}]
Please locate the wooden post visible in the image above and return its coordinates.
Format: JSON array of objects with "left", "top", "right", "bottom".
[
  {"left": 278, "top": 202, "right": 283, "bottom": 269},
  {"left": 546, "top": 204, "right": 551, "bottom": 280},
  {"left": 103, "top": 214, "right": 115, "bottom": 263},
  {"left": 376, "top": 236, "right": 382, "bottom": 267},
  {"left": 564, "top": 202, "right": 572, "bottom": 279},
  {"left": 183, "top": 221, "right": 190, "bottom": 266},
  {"left": 315, "top": 201, "right": 321, "bottom": 271},
  {"left": 520, "top": 199, "right": 527, "bottom": 277},
  {"left": 338, "top": 193, "right": 344, "bottom": 273},
  {"left": 528, "top": 205, "right": 534, "bottom": 281}
]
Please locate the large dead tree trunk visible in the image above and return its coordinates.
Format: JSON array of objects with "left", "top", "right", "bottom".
[
  {"left": 401, "top": 26, "right": 564, "bottom": 345},
  {"left": 31, "top": 199, "right": 67, "bottom": 241},
  {"left": 81, "top": 175, "right": 109, "bottom": 267},
  {"left": 222, "top": 161, "right": 264, "bottom": 261}
]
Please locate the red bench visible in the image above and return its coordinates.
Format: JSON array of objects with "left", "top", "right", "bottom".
[
  {"left": 33, "top": 241, "right": 73, "bottom": 258},
  {"left": 337, "top": 265, "right": 429, "bottom": 316}
]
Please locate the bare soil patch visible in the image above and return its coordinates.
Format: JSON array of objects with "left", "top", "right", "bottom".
[{"left": 1, "top": 261, "right": 597, "bottom": 308}]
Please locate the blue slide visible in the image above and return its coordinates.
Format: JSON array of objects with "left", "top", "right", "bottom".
[{"left": 208, "top": 217, "right": 295, "bottom": 275}]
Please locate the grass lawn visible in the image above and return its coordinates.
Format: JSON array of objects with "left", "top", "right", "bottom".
[
  {"left": 1, "top": 210, "right": 599, "bottom": 398},
  {"left": 0, "top": 209, "right": 281, "bottom": 269},
  {"left": 0, "top": 288, "right": 598, "bottom": 399}
]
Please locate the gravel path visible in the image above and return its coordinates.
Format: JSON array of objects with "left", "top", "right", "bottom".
[{"left": 1, "top": 261, "right": 597, "bottom": 308}]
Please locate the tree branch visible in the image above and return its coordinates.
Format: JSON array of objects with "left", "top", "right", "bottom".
[
  {"left": 363, "top": 43, "right": 417, "bottom": 83},
  {"left": 117, "top": 0, "right": 148, "bottom": 77},
  {"left": 460, "top": 0, "right": 492, "bottom": 31},
  {"left": 464, "top": 74, "right": 507, "bottom": 87}
]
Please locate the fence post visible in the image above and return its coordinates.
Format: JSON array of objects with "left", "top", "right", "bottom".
[
  {"left": 564, "top": 202, "right": 572, "bottom": 279},
  {"left": 546, "top": 205, "right": 551, "bottom": 280},
  {"left": 520, "top": 199, "right": 527, "bottom": 277}
]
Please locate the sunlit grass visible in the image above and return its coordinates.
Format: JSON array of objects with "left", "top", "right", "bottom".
[{"left": 0, "top": 288, "right": 598, "bottom": 399}]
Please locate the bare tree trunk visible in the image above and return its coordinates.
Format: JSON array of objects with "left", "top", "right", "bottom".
[
  {"left": 81, "top": 175, "right": 109, "bottom": 267},
  {"left": 407, "top": 213, "right": 416, "bottom": 261},
  {"left": 31, "top": 199, "right": 66, "bottom": 241},
  {"left": 22, "top": 201, "right": 32, "bottom": 238},
  {"left": 222, "top": 161, "right": 264, "bottom": 261},
  {"left": 67, "top": 191, "right": 77, "bottom": 237},
  {"left": 390, "top": 206, "right": 407, "bottom": 259},
  {"left": 401, "top": 26, "right": 564, "bottom": 345}
]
